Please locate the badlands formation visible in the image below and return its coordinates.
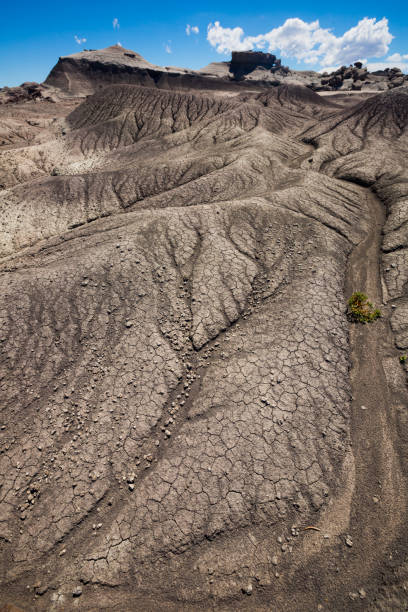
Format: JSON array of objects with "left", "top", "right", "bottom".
[{"left": 0, "top": 45, "right": 408, "bottom": 611}]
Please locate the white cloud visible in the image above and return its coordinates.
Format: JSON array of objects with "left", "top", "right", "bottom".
[
  {"left": 165, "top": 42, "right": 172, "bottom": 54},
  {"left": 113, "top": 18, "right": 119, "bottom": 30},
  {"left": 117, "top": 42, "right": 122, "bottom": 47},
  {"left": 367, "top": 53, "right": 408, "bottom": 72},
  {"left": 186, "top": 24, "right": 199, "bottom": 35},
  {"left": 207, "top": 22, "right": 250, "bottom": 53},
  {"left": 207, "top": 18, "right": 394, "bottom": 69},
  {"left": 74, "top": 35, "right": 87, "bottom": 45},
  {"left": 366, "top": 61, "right": 406, "bottom": 72},
  {"left": 387, "top": 52, "right": 408, "bottom": 62}
]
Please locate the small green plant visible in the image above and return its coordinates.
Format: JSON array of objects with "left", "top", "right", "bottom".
[
  {"left": 400, "top": 355, "right": 407, "bottom": 364},
  {"left": 347, "top": 292, "right": 381, "bottom": 323}
]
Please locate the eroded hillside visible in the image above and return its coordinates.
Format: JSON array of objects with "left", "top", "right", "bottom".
[{"left": 0, "top": 66, "right": 408, "bottom": 611}]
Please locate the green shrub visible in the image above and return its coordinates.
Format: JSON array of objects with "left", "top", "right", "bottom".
[
  {"left": 348, "top": 292, "right": 381, "bottom": 323},
  {"left": 400, "top": 355, "right": 407, "bottom": 364}
]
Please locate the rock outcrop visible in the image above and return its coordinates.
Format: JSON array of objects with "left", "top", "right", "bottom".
[
  {"left": 230, "top": 51, "right": 288, "bottom": 79},
  {"left": 44, "top": 45, "right": 160, "bottom": 95},
  {"left": 308, "top": 61, "right": 408, "bottom": 92},
  {"left": 3, "top": 48, "right": 407, "bottom": 105},
  {"left": 42, "top": 45, "right": 279, "bottom": 97},
  {"left": 0, "top": 82, "right": 57, "bottom": 105}
]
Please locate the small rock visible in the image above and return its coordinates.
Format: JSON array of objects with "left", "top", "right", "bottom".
[
  {"left": 345, "top": 535, "right": 353, "bottom": 547},
  {"left": 72, "top": 586, "right": 82, "bottom": 597},
  {"left": 128, "top": 484, "right": 135, "bottom": 491},
  {"left": 271, "top": 555, "right": 278, "bottom": 566},
  {"left": 36, "top": 585, "right": 48, "bottom": 595},
  {"left": 359, "top": 588, "right": 366, "bottom": 599},
  {"left": 242, "top": 583, "right": 252, "bottom": 595}
]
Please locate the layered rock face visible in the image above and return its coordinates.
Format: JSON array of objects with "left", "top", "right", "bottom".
[
  {"left": 44, "top": 45, "right": 160, "bottom": 95},
  {"left": 1, "top": 50, "right": 408, "bottom": 611}
]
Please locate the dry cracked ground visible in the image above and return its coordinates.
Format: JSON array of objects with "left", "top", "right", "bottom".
[{"left": 1, "top": 78, "right": 408, "bottom": 611}]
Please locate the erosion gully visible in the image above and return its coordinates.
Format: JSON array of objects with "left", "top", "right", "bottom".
[{"left": 332, "top": 185, "right": 408, "bottom": 607}]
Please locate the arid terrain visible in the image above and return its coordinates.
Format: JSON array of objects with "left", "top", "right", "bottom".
[{"left": 1, "top": 46, "right": 408, "bottom": 611}]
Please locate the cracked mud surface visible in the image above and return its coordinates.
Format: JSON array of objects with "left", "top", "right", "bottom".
[{"left": 1, "top": 79, "right": 408, "bottom": 611}]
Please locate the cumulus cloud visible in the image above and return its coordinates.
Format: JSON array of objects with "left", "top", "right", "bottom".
[
  {"left": 74, "top": 35, "right": 87, "bottom": 45},
  {"left": 207, "top": 17, "right": 393, "bottom": 68},
  {"left": 113, "top": 18, "right": 119, "bottom": 30},
  {"left": 186, "top": 24, "right": 199, "bottom": 36},
  {"left": 387, "top": 52, "right": 408, "bottom": 62},
  {"left": 367, "top": 52, "right": 408, "bottom": 72}
]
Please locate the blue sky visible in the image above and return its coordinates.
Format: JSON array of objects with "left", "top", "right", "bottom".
[{"left": 1, "top": 0, "right": 407, "bottom": 87}]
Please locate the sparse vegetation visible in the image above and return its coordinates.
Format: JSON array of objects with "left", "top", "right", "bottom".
[
  {"left": 347, "top": 292, "right": 381, "bottom": 323},
  {"left": 400, "top": 355, "right": 407, "bottom": 364}
]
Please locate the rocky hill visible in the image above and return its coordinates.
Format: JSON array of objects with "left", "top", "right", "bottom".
[
  {"left": 1, "top": 47, "right": 408, "bottom": 612},
  {"left": 1, "top": 47, "right": 407, "bottom": 105}
]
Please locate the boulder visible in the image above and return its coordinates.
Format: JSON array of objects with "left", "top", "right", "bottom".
[
  {"left": 389, "top": 76, "right": 405, "bottom": 88},
  {"left": 353, "top": 68, "right": 368, "bottom": 81},
  {"left": 361, "top": 81, "right": 389, "bottom": 91},
  {"left": 328, "top": 74, "right": 343, "bottom": 88},
  {"left": 340, "top": 78, "right": 354, "bottom": 90},
  {"left": 352, "top": 80, "right": 363, "bottom": 91}
]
